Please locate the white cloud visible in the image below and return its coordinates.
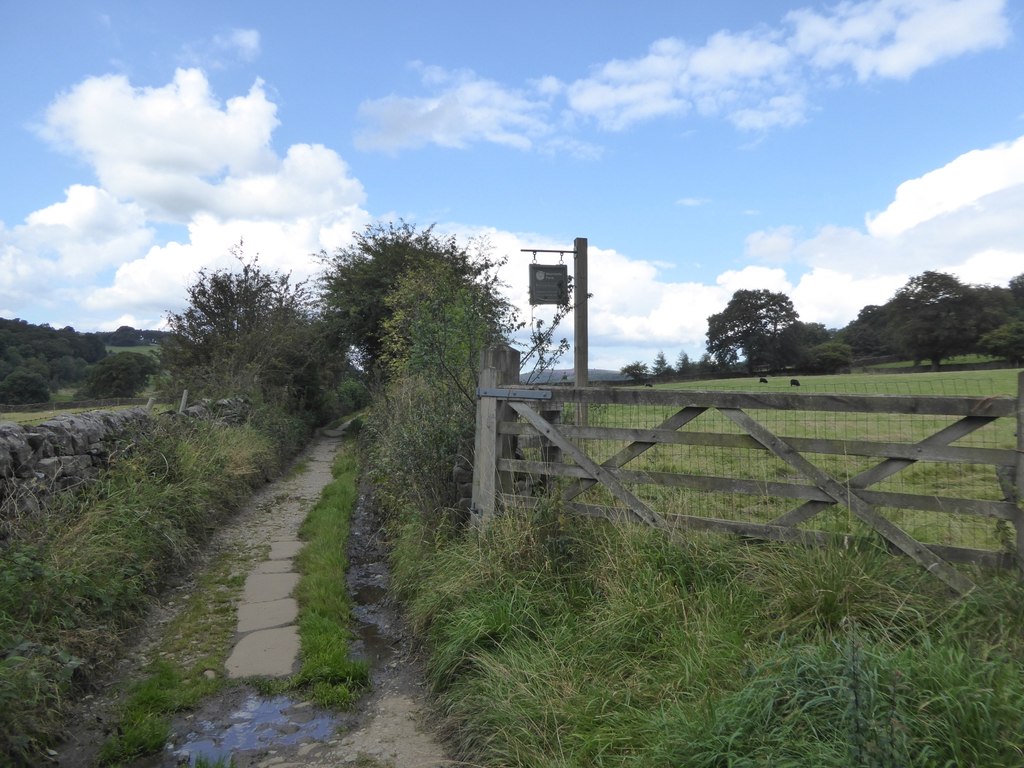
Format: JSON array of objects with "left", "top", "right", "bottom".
[
  {"left": 7, "top": 69, "right": 372, "bottom": 330},
  {"left": 39, "top": 68, "right": 280, "bottom": 221},
  {"left": 357, "top": 0, "right": 1009, "bottom": 151},
  {"left": 744, "top": 226, "right": 797, "bottom": 262},
  {"left": 181, "top": 28, "right": 262, "bottom": 69},
  {"left": 356, "top": 65, "right": 552, "bottom": 152},
  {"left": 867, "top": 134, "right": 1024, "bottom": 236},
  {"left": 214, "top": 29, "right": 261, "bottom": 62},
  {"left": 788, "top": 0, "right": 1010, "bottom": 81}
]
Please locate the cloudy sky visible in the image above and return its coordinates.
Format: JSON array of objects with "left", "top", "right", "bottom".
[{"left": 2, "top": 0, "right": 1022, "bottom": 369}]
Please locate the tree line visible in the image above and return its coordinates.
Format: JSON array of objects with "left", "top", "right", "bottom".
[
  {"left": 622, "top": 271, "right": 1024, "bottom": 382},
  {"left": 0, "top": 319, "right": 170, "bottom": 405}
]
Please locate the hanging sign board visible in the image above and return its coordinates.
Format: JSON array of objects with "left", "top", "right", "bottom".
[{"left": 528, "top": 263, "right": 569, "bottom": 305}]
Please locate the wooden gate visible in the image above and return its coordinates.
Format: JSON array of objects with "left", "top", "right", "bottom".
[{"left": 472, "top": 348, "right": 1024, "bottom": 595}]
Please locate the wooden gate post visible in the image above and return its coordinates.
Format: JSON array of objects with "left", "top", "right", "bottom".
[{"left": 472, "top": 345, "right": 521, "bottom": 527}]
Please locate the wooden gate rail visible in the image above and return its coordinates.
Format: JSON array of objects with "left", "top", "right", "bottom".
[{"left": 472, "top": 356, "right": 1024, "bottom": 595}]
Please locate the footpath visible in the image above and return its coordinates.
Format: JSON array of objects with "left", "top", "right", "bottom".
[
  {"left": 184, "top": 429, "right": 453, "bottom": 767},
  {"left": 56, "top": 430, "right": 454, "bottom": 768}
]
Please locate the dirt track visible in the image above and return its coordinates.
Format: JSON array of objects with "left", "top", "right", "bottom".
[{"left": 55, "top": 433, "right": 456, "bottom": 768}]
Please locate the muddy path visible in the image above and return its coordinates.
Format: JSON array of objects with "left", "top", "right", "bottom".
[{"left": 54, "top": 433, "right": 457, "bottom": 768}]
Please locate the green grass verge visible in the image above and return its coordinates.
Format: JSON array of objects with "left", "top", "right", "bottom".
[
  {"left": 390, "top": 501, "right": 1024, "bottom": 767},
  {"left": 255, "top": 442, "right": 370, "bottom": 705}
]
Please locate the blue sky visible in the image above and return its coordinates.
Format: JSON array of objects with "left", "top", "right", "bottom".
[{"left": 2, "top": 0, "right": 1022, "bottom": 369}]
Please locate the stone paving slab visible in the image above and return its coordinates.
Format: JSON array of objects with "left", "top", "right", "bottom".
[
  {"left": 226, "top": 626, "right": 300, "bottom": 678},
  {"left": 254, "top": 559, "right": 295, "bottom": 574},
  {"left": 269, "top": 540, "right": 304, "bottom": 560},
  {"left": 242, "top": 572, "right": 300, "bottom": 604},
  {"left": 237, "top": 597, "right": 298, "bottom": 633}
]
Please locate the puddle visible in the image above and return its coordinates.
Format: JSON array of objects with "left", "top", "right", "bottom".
[{"left": 171, "top": 694, "right": 340, "bottom": 765}]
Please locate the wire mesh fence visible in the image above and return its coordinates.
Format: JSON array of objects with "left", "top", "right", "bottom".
[{"left": 501, "top": 371, "right": 1021, "bottom": 567}]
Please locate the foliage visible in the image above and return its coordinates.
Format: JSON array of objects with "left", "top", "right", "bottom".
[
  {"left": 366, "top": 373, "right": 472, "bottom": 518},
  {"left": 885, "top": 271, "right": 1002, "bottom": 370},
  {"left": 319, "top": 221, "right": 485, "bottom": 374},
  {"left": 78, "top": 351, "right": 159, "bottom": 398},
  {"left": 675, "top": 350, "right": 692, "bottom": 374},
  {"left": 162, "top": 244, "right": 331, "bottom": 418},
  {"left": 803, "top": 341, "right": 854, "bottom": 374},
  {"left": 0, "top": 367, "right": 50, "bottom": 404},
  {"left": 335, "top": 377, "right": 371, "bottom": 416},
  {"left": 706, "top": 289, "right": 799, "bottom": 373},
  {"left": 380, "top": 239, "right": 515, "bottom": 403},
  {"left": 979, "top": 320, "right": 1024, "bottom": 366},
  {"left": 0, "top": 318, "right": 106, "bottom": 396},
  {"left": 320, "top": 221, "right": 570, "bottom": 386},
  {"left": 620, "top": 361, "right": 650, "bottom": 383},
  {"left": 101, "top": 325, "right": 169, "bottom": 348},
  {"left": 651, "top": 350, "right": 670, "bottom": 377}
]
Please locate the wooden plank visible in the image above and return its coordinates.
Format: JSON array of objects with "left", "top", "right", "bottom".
[
  {"left": 504, "top": 458, "right": 1018, "bottom": 521},
  {"left": 508, "top": 401, "right": 670, "bottom": 531},
  {"left": 501, "top": 421, "right": 1014, "bottom": 467},
  {"left": 544, "top": 387, "right": 1015, "bottom": 417},
  {"left": 720, "top": 407, "right": 976, "bottom": 594},
  {"left": 555, "top": 501, "right": 1018, "bottom": 570},
  {"left": 504, "top": 458, "right": 833, "bottom": 500}
]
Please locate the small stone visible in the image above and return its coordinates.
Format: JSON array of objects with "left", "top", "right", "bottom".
[{"left": 203, "top": 669, "right": 217, "bottom": 680}]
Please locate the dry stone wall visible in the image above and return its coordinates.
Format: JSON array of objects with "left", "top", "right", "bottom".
[{"left": 0, "top": 408, "right": 152, "bottom": 525}]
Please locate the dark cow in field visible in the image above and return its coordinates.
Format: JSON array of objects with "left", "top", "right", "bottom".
[
  {"left": 759, "top": 377, "right": 768, "bottom": 383},
  {"left": 790, "top": 378, "right": 800, "bottom": 386}
]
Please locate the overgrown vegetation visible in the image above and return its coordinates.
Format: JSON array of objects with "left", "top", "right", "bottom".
[
  {"left": 0, "top": 412, "right": 300, "bottom": 763},
  {"left": 385, "top": 499, "right": 1024, "bottom": 767}
]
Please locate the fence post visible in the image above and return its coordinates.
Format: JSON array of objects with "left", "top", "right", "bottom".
[{"left": 471, "top": 345, "right": 521, "bottom": 527}]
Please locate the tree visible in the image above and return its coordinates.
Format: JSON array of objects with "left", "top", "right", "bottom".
[
  {"left": 319, "top": 222, "right": 484, "bottom": 373},
  {"left": 886, "top": 271, "right": 990, "bottom": 370},
  {"left": 380, "top": 244, "right": 516, "bottom": 404},
  {"left": 320, "top": 221, "right": 569, "bottom": 383},
  {"left": 620, "top": 361, "right": 650, "bottom": 384},
  {"left": 651, "top": 350, "right": 670, "bottom": 378},
  {"left": 80, "top": 352, "right": 158, "bottom": 398},
  {"left": 162, "top": 245, "right": 326, "bottom": 414},
  {"left": 0, "top": 368, "right": 49, "bottom": 405},
  {"left": 803, "top": 341, "right": 853, "bottom": 374},
  {"left": 107, "top": 325, "right": 143, "bottom": 347},
  {"left": 979, "top": 321, "right": 1024, "bottom": 366},
  {"left": 705, "top": 289, "right": 799, "bottom": 373},
  {"left": 675, "top": 350, "right": 692, "bottom": 374},
  {"left": 838, "top": 304, "right": 896, "bottom": 358}
]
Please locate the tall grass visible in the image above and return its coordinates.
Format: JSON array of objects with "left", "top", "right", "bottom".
[
  {"left": 388, "top": 500, "right": 1024, "bottom": 767},
  {"left": 0, "top": 409, "right": 306, "bottom": 764}
]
